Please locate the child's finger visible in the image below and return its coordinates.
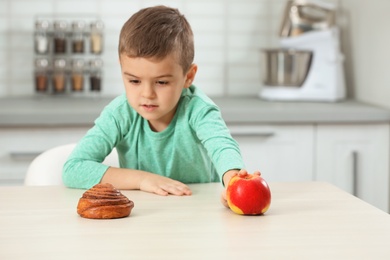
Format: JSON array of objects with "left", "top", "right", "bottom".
[
  {"left": 253, "top": 170, "right": 261, "bottom": 176},
  {"left": 238, "top": 169, "right": 249, "bottom": 176}
]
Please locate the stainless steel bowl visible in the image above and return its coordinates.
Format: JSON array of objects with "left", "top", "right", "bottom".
[{"left": 261, "top": 48, "right": 313, "bottom": 87}]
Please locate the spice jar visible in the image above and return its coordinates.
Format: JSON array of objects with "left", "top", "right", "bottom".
[
  {"left": 71, "top": 59, "right": 85, "bottom": 92},
  {"left": 53, "top": 21, "right": 68, "bottom": 54},
  {"left": 89, "top": 59, "right": 103, "bottom": 92},
  {"left": 72, "top": 20, "right": 86, "bottom": 53},
  {"left": 53, "top": 59, "right": 67, "bottom": 93},
  {"left": 90, "top": 21, "right": 104, "bottom": 54},
  {"left": 34, "top": 58, "right": 49, "bottom": 92},
  {"left": 34, "top": 20, "right": 50, "bottom": 54}
]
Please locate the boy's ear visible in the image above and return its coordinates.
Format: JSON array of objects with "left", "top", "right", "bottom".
[{"left": 185, "top": 64, "right": 198, "bottom": 88}]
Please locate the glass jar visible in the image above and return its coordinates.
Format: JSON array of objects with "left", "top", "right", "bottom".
[
  {"left": 34, "top": 20, "right": 50, "bottom": 54},
  {"left": 53, "top": 21, "right": 68, "bottom": 54},
  {"left": 34, "top": 58, "right": 49, "bottom": 92},
  {"left": 72, "top": 20, "right": 86, "bottom": 53},
  {"left": 53, "top": 59, "right": 67, "bottom": 93},
  {"left": 90, "top": 21, "right": 104, "bottom": 54},
  {"left": 89, "top": 59, "right": 103, "bottom": 92},
  {"left": 71, "top": 59, "right": 85, "bottom": 92}
]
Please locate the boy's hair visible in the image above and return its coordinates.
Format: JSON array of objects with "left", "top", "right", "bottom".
[{"left": 118, "top": 6, "right": 194, "bottom": 73}]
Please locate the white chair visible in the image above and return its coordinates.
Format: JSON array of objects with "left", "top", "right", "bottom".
[{"left": 24, "top": 143, "right": 119, "bottom": 186}]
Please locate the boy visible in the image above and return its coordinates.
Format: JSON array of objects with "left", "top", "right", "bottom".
[{"left": 63, "top": 5, "right": 246, "bottom": 207}]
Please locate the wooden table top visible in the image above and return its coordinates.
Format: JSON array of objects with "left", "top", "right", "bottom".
[{"left": 1, "top": 182, "right": 390, "bottom": 259}]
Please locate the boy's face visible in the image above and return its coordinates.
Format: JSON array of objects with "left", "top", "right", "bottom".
[{"left": 120, "top": 53, "right": 197, "bottom": 132}]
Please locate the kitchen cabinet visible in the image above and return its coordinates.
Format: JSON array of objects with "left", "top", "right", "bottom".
[
  {"left": 229, "top": 124, "right": 315, "bottom": 182},
  {"left": 315, "top": 124, "right": 390, "bottom": 212},
  {"left": 0, "top": 127, "right": 89, "bottom": 186},
  {"left": 229, "top": 123, "right": 390, "bottom": 212}
]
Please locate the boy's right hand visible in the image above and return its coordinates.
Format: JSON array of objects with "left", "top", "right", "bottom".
[
  {"left": 101, "top": 167, "right": 192, "bottom": 196},
  {"left": 139, "top": 174, "right": 192, "bottom": 196}
]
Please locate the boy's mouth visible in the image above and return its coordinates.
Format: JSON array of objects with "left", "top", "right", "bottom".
[{"left": 141, "top": 104, "right": 158, "bottom": 111}]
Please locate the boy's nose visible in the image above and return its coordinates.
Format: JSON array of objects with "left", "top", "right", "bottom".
[{"left": 142, "top": 84, "right": 156, "bottom": 99}]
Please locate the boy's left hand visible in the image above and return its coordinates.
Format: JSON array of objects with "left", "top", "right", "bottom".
[
  {"left": 221, "top": 190, "right": 229, "bottom": 208},
  {"left": 220, "top": 169, "right": 248, "bottom": 208},
  {"left": 139, "top": 173, "right": 193, "bottom": 196}
]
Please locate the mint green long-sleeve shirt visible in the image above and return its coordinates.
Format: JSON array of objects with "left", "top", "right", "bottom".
[{"left": 63, "top": 86, "right": 245, "bottom": 189}]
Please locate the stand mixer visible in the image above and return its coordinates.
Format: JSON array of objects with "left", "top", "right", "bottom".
[{"left": 260, "top": 0, "right": 346, "bottom": 102}]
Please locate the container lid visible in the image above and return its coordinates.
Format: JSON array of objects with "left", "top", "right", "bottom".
[
  {"left": 54, "top": 59, "right": 67, "bottom": 69},
  {"left": 54, "top": 20, "right": 68, "bottom": 31},
  {"left": 35, "top": 58, "right": 49, "bottom": 68},
  {"left": 90, "top": 58, "right": 103, "bottom": 69},
  {"left": 72, "top": 59, "right": 85, "bottom": 69},
  {"left": 35, "top": 20, "right": 50, "bottom": 30},
  {"left": 90, "top": 20, "right": 104, "bottom": 31},
  {"left": 72, "top": 20, "right": 86, "bottom": 31}
]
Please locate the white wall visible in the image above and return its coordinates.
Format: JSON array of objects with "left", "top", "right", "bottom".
[
  {"left": 0, "top": 0, "right": 287, "bottom": 98},
  {"left": 338, "top": 0, "right": 390, "bottom": 108}
]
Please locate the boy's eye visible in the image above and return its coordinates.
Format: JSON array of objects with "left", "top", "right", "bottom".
[
  {"left": 129, "top": 79, "right": 140, "bottom": 84},
  {"left": 156, "top": 81, "right": 168, "bottom": 85}
]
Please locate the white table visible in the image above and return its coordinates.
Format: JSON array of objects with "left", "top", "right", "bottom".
[{"left": 1, "top": 182, "right": 390, "bottom": 259}]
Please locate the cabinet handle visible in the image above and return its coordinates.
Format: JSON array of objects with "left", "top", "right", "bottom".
[
  {"left": 9, "top": 152, "right": 43, "bottom": 160},
  {"left": 352, "top": 151, "right": 358, "bottom": 196}
]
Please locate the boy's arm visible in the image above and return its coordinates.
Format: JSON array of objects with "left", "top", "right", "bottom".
[
  {"left": 191, "top": 106, "right": 245, "bottom": 181},
  {"left": 101, "top": 167, "right": 192, "bottom": 196}
]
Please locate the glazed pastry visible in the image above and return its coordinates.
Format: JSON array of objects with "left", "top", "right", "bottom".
[{"left": 77, "top": 183, "right": 134, "bottom": 219}]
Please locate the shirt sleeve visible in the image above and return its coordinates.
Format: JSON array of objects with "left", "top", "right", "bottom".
[
  {"left": 62, "top": 106, "right": 123, "bottom": 189},
  {"left": 190, "top": 102, "right": 245, "bottom": 181}
]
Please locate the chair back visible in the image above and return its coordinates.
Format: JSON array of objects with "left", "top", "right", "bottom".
[{"left": 24, "top": 143, "right": 119, "bottom": 186}]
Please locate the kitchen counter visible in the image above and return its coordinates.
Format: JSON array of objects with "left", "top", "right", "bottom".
[
  {"left": 1, "top": 182, "right": 390, "bottom": 259},
  {"left": 1, "top": 96, "right": 390, "bottom": 126}
]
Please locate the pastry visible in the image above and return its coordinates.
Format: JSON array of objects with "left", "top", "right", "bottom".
[{"left": 77, "top": 183, "right": 134, "bottom": 219}]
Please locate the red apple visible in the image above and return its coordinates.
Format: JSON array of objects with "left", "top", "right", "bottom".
[{"left": 226, "top": 172, "right": 271, "bottom": 215}]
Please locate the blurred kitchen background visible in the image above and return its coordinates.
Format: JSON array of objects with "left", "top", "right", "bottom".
[
  {"left": 2, "top": 0, "right": 390, "bottom": 213},
  {"left": 0, "top": 0, "right": 388, "bottom": 107}
]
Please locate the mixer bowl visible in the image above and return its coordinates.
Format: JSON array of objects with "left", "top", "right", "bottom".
[{"left": 261, "top": 49, "right": 313, "bottom": 87}]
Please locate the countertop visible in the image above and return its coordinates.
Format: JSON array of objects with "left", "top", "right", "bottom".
[
  {"left": 1, "top": 96, "right": 390, "bottom": 127},
  {"left": 1, "top": 182, "right": 390, "bottom": 259}
]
